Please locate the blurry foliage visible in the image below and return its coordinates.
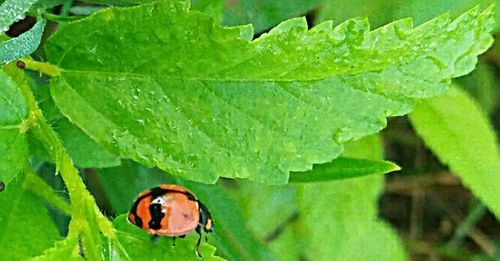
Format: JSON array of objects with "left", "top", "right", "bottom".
[{"left": 0, "top": 0, "right": 499, "bottom": 260}]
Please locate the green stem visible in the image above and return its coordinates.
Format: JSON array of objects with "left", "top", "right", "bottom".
[
  {"left": 13, "top": 64, "right": 113, "bottom": 261},
  {"left": 42, "top": 12, "right": 83, "bottom": 22},
  {"left": 60, "top": 0, "right": 73, "bottom": 17},
  {"left": 448, "top": 201, "right": 486, "bottom": 247},
  {"left": 19, "top": 58, "right": 61, "bottom": 77},
  {"left": 23, "top": 166, "right": 71, "bottom": 215}
]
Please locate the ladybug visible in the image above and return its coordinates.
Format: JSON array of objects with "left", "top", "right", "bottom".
[{"left": 128, "top": 184, "right": 213, "bottom": 257}]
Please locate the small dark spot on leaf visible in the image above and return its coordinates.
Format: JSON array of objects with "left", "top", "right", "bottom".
[
  {"left": 16, "top": 61, "right": 25, "bottom": 69},
  {"left": 0, "top": 181, "right": 4, "bottom": 192}
]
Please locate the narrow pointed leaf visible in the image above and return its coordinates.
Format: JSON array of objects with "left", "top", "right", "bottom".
[
  {"left": 289, "top": 157, "right": 400, "bottom": 183},
  {"left": 410, "top": 87, "right": 500, "bottom": 219},
  {"left": 0, "top": 19, "right": 46, "bottom": 64},
  {"left": 47, "top": 2, "right": 494, "bottom": 184}
]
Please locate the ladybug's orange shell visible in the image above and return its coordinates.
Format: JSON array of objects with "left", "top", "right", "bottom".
[{"left": 128, "top": 185, "right": 200, "bottom": 236}]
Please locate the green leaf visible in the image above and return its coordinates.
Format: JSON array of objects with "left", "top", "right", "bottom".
[
  {"left": 225, "top": 179, "right": 297, "bottom": 242},
  {"left": 0, "top": 18, "right": 46, "bottom": 64},
  {"left": 27, "top": 78, "right": 120, "bottom": 168},
  {"left": 46, "top": 2, "right": 494, "bottom": 184},
  {"left": 54, "top": 118, "right": 121, "bottom": 167},
  {"left": 0, "top": 172, "right": 60, "bottom": 260},
  {"left": 223, "top": 0, "right": 323, "bottom": 33},
  {"left": 32, "top": 237, "right": 84, "bottom": 261},
  {"left": 289, "top": 157, "right": 400, "bottom": 182},
  {"left": 293, "top": 135, "right": 407, "bottom": 260},
  {"left": 456, "top": 60, "right": 498, "bottom": 115},
  {"left": 409, "top": 87, "right": 500, "bottom": 219},
  {"left": 0, "top": 0, "right": 38, "bottom": 33},
  {"left": 232, "top": 135, "right": 407, "bottom": 260},
  {"left": 107, "top": 215, "right": 224, "bottom": 260},
  {"left": 95, "top": 161, "right": 275, "bottom": 261},
  {"left": 0, "top": 69, "right": 28, "bottom": 186}
]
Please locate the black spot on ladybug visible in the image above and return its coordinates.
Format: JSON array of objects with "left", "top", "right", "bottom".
[
  {"left": 134, "top": 215, "right": 143, "bottom": 228},
  {"left": 0, "top": 181, "right": 4, "bottom": 192},
  {"left": 148, "top": 203, "right": 164, "bottom": 230},
  {"left": 16, "top": 61, "right": 25, "bottom": 69}
]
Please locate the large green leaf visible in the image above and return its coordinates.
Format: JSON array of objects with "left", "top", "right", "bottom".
[
  {"left": 28, "top": 78, "right": 120, "bottom": 168},
  {"left": 0, "top": 172, "right": 60, "bottom": 260},
  {"left": 46, "top": 1, "right": 494, "bottom": 184},
  {"left": 409, "top": 87, "right": 500, "bottom": 219},
  {"left": 0, "top": 68, "right": 29, "bottom": 186}
]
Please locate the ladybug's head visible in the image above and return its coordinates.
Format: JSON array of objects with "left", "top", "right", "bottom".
[{"left": 198, "top": 202, "right": 214, "bottom": 233}]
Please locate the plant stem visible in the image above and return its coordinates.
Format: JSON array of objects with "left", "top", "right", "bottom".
[
  {"left": 60, "top": 0, "right": 73, "bottom": 17},
  {"left": 14, "top": 64, "right": 113, "bottom": 260},
  {"left": 19, "top": 58, "right": 61, "bottom": 77},
  {"left": 23, "top": 166, "right": 72, "bottom": 215}
]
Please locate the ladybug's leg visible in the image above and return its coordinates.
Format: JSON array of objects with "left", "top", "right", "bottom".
[
  {"left": 195, "top": 225, "right": 203, "bottom": 258},
  {"left": 179, "top": 235, "right": 186, "bottom": 238},
  {"left": 151, "top": 234, "right": 160, "bottom": 244},
  {"left": 172, "top": 237, "right": 176, "bottom": 246}
]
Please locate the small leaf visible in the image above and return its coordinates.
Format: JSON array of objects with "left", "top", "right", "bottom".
[
  {"left": 0, "top": 69, "right": 29, "bottom": 186},
  {"left": 409, "top": 87, "right": 500, "bottom": 219},
  {"left": 107, "top": 215, "right": 225, "bottom": 261},
  {"left": 0, "top": 172, "right": 60, "bottom": 260},
  {"left": 33, "top": 237, "right": 84, "bottom": 261},
  {"left": 0, "top": 0, "right": 38, "bottom": 33},
  {"left": 47, "top": 2, "right": 494, "bottom": 184},
  {"left": 95, "top": 161, "right": 275, "bottom": 261},
  {"left": 289, "top": 157, "right": 400, "bottom": 183},
  {"left": 0, "top": 18, "right": 46, "bottom": 64}
]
